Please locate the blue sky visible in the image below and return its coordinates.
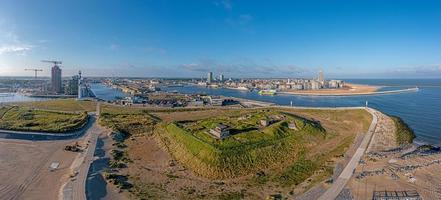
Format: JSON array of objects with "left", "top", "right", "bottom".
[{"left": 1, "top": 0, "right": 441, "bottom": 78}]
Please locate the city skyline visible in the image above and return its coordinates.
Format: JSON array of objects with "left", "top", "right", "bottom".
[
  {"left": 1, "top": 0, "right": 441, "bottom": 78},
  {"left": 1, "top": 2, "right": 441, "bottom": 199}
]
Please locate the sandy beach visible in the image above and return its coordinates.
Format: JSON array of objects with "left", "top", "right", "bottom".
[
  {"left": 345, "top": 112, "right": 441, "bottom": 199},
  {"left": 279, "top": 83, "right": 381, "bottom": 96}
]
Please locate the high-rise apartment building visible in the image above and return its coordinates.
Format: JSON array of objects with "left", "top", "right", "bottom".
[
  {"left": 318, "top": 70, "right": 324, "bottom": 83},
  {"left": 65, "top": 75, "right": 79, "bottom": 95},
  {"left": 207, "top": 72, "right": 213, "bottom": 84},
  {"left": 51, "top": 65, "right": 62, "bottom": 93}
]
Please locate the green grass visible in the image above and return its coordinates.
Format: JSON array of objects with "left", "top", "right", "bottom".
[
  {"left": 99, "top": 112, "right": 157, "bottom": 136},
  {"left": 274, "top": 134, "right": 353, "bottom": 188},
  {"left": 17, "top": 99, "right": 97, "bottom": 112},
  {"left": 0, "top": 106, "right": 88, "bottom": 133},
  {"left": 177, "top": 110, "right": 324, "bottom": 150},
  {"left": 0, "top": 106, "right": 13, "bottom": 119},
  {"left": 159, "top": 110, "right": 326, "bottom": 179},
  {"left": 101, "top": 104, "right": 214, "bottom": 115},
  {"left": 391, "top": 116, "right": 415, "bottom": 145},
  {"left": 99, "top": 107, "right": 372, "bottom": 198},
  {"left": 276, "top": 156, "right": 317, "bottom": 186}
]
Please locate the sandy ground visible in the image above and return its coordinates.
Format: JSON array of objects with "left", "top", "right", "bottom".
[
  {"left": 108, "top": 109, "right": 372, "bottom": 199},
  {"left": 280, "top": 83, "right": 380, "bottom": 96},
  {"left": 347, "top": 151, "right": 441, "bottom": 199},
  {"left": 99, "top": 133, "right": 129, "bottom": 200},
  {"left": 0, "top": 139, "right": 78, "bottom": 200},
  {"left": 345, "top": 113, "right": 441, "bottom": 199}
]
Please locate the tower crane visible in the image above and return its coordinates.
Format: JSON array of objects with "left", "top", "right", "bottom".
[
  {"left": 25, "top": 68, "right": 43, "bottom": 79},
  {"left": 41, "top": 60, "right": 62, "bottom": 66}
]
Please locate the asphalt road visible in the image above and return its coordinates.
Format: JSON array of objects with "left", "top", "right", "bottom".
[
  {"left": 61, "top": 116, "right": 104, "bottom": 200},
  {"left": 317, "top": 108, "right": 379, "bottom": 200}
]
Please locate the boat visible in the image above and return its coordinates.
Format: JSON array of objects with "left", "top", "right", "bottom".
[
  {"left": 258, "top": 89, "right": 277, "bottom": 95},
  {"left": 227, "top": 86, "right": 249, "bottom": 91},
  {"left": 237, "top": 86, "right": 249, "bottom": 91}
]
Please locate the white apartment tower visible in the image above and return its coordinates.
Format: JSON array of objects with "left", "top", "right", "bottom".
[
  {"left": 318, "top": 70, "right": 324, "bottom": 83},
  {"left": 207, "top": 72, "right": 213, "bottom": 84}
]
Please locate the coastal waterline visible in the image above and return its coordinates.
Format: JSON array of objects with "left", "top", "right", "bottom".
[
  {"left": 0, "top": 93, "right": 48, "bottom": 103},
  {"left": 89, "top": 83, "right": 127, "bottom": 101},
  {"left": 158, "top": 79, "right": 441, "bottom": 146},
  {"left": 2, "top": 81, "right": 439, "bottom": 146}
]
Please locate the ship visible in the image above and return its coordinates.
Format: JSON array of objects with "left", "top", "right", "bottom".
[
  {"left": 227, "top": 86, "right": 249, "bottom": 91},
  {"left": 237, "top": 86, "right": 249, "bottom": 91},
  {"left": 258, "top": 89, "right": 277, "bottom": 95}
]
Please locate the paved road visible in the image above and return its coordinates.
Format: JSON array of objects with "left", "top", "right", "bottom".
[
  {"left": 61, "top": 116, "right": 103, "bottom": 200},
  {"left": 317, "top": 108, "right": 379, "bottom": 200}
]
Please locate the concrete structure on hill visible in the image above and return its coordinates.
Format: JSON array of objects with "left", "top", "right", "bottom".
[
  {"left": 260, "top": 118, "right": 277, "bottom": 127},
  {"left": 288, "top": 122, "right": 298, "bottom": 130},
  {"left": 209, "top": 124, "right": 230, "bottom": 139}
]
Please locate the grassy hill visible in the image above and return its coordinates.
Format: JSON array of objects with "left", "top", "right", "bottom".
[
  {"left": 17, "top": 99, "right": 97, "bottom": 112},
  {"left": 158, "top": 109, "right": 327, "bottom": 179},
  {"left": 0, "top": 106, "right": 88, "bottom": 133},
  {"left": 98, "top": 107, "right": 373, "bottom": 199}
]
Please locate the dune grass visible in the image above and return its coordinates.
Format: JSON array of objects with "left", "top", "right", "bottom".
[
  {"left": 99, "top": 112, "right": 157, "bottom": 136},
  {"left": 17, "top": 99, "right": 97, "bottom": 112},
  {"left": 98, "top": 106, "right": 372, "bottom": 196},
  {"left": 158, "top": 110, "right": 327, "bottom": 179},
  {"left": 0, "top": 106, "right": 88, "bottom": 133}
]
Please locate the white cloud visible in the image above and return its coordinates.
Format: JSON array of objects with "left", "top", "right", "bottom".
[
  {"left": 0, "top": 44, "right": 33, "bottom": 55},
  {"left": 0, "top": 21, "right": 34, "bottom": 55}
]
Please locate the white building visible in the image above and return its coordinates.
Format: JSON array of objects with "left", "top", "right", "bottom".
[{"left": 207, "top": 72, "right": 213, "bottom": 84}]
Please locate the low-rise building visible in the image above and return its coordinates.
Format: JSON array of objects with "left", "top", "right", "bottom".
[
  {"left": 329, "top": 80, "right": 344, "bottom": 88},
  {"left": 310, "top": 80, "right": 321, "bottom": 90},
  {"left": 209, "top": 96, "right": 224, "bottom": 106},
  {"left": 188, "top": 99, "right": 205, "bottom": 107}
]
